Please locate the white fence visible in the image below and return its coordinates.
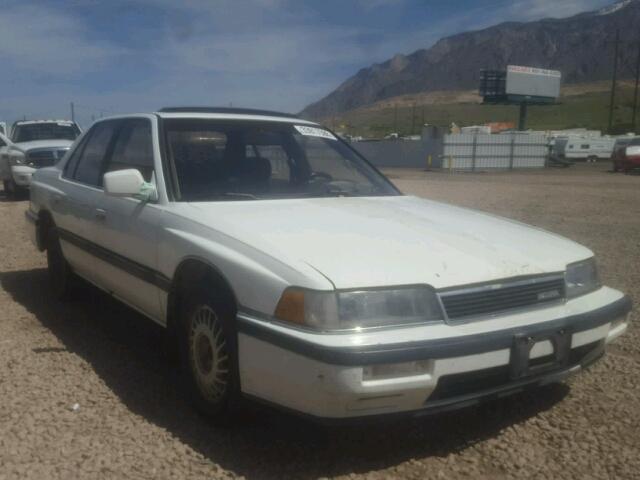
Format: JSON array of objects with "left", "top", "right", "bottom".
[{"left": 442, "top": 133, "right": 548, "bottom": 170}]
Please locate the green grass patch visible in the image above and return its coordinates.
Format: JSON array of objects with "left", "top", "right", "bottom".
[{"left": 325, "top": 85, "right": 639, "bottom": 137}]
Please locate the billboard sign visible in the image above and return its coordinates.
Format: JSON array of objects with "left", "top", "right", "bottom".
[
  {"left": 480, "top": 66, "right": 561, "bottom": 104},
  {"left": 506, "top": 65, "right": 561, "bottom": 101}
]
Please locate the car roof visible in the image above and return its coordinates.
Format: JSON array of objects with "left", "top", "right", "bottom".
[
  {"left": 14, "top": 120, "right": 76, "bottom": 125},
  {"left": 154, "top": 107, "right": 317, "bottom": 125},
  {"left": 617, "top": 137, "right": 640, "bottom": 144},
  {"left": 158, "top": 107, "right": 298, "bottom": 117}
]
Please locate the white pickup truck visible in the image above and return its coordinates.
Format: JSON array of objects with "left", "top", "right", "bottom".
[
  {"left": 25, "top": 108, "right": 632, "bottom": 422},
  {"left": 0, "top": 120, "right": 81, "bottom": 197}
]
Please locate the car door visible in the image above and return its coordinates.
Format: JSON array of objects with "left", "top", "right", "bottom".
[
  {"left": 92, "top": 117, "right": 164, "bottom": 322},
  {"left": 55, "top": 121, "right": 119, "bottom": 284}
]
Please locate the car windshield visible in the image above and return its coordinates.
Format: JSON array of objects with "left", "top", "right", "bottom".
[
  {"left": 164, "top": 119, "right": 400, "bottom": 201},
  {"left": 13, "top": 123, "right": 80, "bottom": 143}
]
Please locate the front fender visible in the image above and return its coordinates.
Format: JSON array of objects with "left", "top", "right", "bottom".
[{"left": 159, "top": 227, "right": 334, "bottom": 316}]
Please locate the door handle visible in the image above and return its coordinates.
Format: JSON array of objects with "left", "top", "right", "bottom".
[{"left": 94, "top": 208, "right": 107, "bottom": 220}]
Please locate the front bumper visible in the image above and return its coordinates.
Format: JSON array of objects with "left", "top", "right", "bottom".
[
  {"left": 237, "top": 288, "right": 631, "bottom": 420},
  {"left": 11, "top": 165, "right": 35, "bottom": 187}
]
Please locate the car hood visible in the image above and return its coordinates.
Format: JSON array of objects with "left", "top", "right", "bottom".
[
  {"left": 12, "top": 139, "right": 73, "bottom": 152},
  {"left": 186, "top": 196, "right": 592, "bottom": 290}
]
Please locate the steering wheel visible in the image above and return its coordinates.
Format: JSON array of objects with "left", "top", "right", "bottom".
[{"left": 308, "top": 171, "right": 333, "bottom": 182}]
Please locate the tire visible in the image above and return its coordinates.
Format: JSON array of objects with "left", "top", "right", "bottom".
[
  {"left": 3, "top": 179, "right": 16, "bottom": 199},
  {"left": 179, "top": 288, "right": 239, "bottom": 421},
  {"left": 46, "top": 226, "right": 78, "bottom": 300}
]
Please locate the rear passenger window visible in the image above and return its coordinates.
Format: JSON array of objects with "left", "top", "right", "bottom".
[
  {"left": 106, "top": 120, "right": 154, "bottom": 181},
  {"left": 73, "top": 121, "right": 117, "bottom": 187}
]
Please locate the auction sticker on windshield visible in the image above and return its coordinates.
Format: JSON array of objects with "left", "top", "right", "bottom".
[{"left": 294, "top": 125, "right": 336, "bottom": 140}]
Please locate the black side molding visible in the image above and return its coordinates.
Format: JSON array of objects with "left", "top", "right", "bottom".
[
  {"left": 58, "top": 227, "right": 171, "bottom": 292},
  {"left": 237, "top": 295, "right": 632, "bottom": 366}
]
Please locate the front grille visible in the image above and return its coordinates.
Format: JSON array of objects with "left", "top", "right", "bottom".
[
  {"left": 27, "top": 149, "right": 67, "bottom": 168},
  {"left": 439, "top": 274, "right": 565, "bottom": 320}
]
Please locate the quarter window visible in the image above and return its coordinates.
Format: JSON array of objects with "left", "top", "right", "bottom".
[
  {"left": 106, "top": 120, "right": 154, "bottom": 181},
  {"left": 73, "top": 121, "right": 118, "bottom": 187}
]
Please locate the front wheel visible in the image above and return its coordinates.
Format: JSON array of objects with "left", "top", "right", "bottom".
[
  {"left": 179, "top": 290, "right": 239, "bottom": 421},
  {"left": 46, "top": 227, "right": 78, "bottom": 300},
  {"left": 3, "top": 179, "right": 17, "bottom": 199}
]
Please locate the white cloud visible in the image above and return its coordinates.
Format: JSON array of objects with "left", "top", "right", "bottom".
[
  {"left": 0, "top": 0, "right": 616, "bottom": 124},
  {"left": 0, "top": 4, "right": 123, "bottom": 76},
  {"left": 507, "top": 0, "right": 611, "bottom": 21}
]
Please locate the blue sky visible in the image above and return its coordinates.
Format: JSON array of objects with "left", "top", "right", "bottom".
[{"left": 0, "top": 0, "right": 613, "bottom": 126}]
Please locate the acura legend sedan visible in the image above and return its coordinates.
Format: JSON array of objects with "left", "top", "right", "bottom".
[{"left": 26, "top": 107, "right": 632, "bottom": 421}]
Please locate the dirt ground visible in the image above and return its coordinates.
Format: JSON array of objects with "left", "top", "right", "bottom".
[{"left": 0, "top": 163, "right": 638, "bottom": 479}]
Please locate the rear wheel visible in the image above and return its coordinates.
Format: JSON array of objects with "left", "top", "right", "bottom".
[
  {"left": 179, "top": 289, "right": 239, "bottom": 421},
  {"left": 46, "top": 226, "right": 78, "bottom": 300}
]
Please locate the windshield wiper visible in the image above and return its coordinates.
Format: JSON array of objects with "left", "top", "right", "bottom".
[{"left": 323, "top": 190, "right": 355, "bottom": 197}]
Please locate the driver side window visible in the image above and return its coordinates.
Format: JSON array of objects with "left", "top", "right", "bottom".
[
  {"left": 70, "top": 121, "right": 118, "bottom": 187},
  {"left": 252, "top": 144, "right": 291, "bottom": 181},
  {"left": 106, "top": 119, "right": 154, "bottom": 182}
]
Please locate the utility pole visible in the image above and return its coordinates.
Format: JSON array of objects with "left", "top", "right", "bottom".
[
  {"left": 393, "top": 104, "right": 398, "bottom": 134},
  {"left": 518, "top": 103, "right": 528, "bottom": 131},
  {"left": 411, "top": 104, "right": 416, "bottom": 134},
  {"left": 608, "top": 29, "right": 620, "bottom": 133},
  {"left": 70, "top": 102, "right": 75, "bottom": 122},
  {"left": 633, "top": 36, "right": 640, "bottom": 131}
]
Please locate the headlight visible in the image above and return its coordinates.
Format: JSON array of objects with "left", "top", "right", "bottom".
[
  {"left": 274, "top": 286, "right": 444, "bottom": 331},
  {"left": 10, "top": 152, "right": 25, "bottom": 165},
  {"left": 565, "top": 258, "right": 600, "bottom": 298}
]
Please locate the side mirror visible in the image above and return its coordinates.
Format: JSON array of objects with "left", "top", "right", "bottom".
[{"left": 103, "top": 169, "right": 156, "bottom": 201}]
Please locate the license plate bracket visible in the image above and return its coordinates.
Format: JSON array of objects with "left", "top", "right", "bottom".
[{"left": 509, "top": 328, "right": 571, "bottom": 380}]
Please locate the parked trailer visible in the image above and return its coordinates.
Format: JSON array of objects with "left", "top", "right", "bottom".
[{"left": 552, "top": 136, "right": 615, "bottom": 162}]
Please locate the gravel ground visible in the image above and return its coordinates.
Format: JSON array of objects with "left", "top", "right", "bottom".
[{"left": 0, "top": 163, "right": 638, "bottom": 479}]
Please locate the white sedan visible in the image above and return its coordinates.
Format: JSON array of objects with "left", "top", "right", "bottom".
[{"left": 26, "top": 108, "right": 632, "bottom": 421}]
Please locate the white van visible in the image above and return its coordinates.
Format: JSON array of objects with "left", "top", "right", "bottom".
[{"left": 553, "top": 136, "right": 615, "bottom": 162}]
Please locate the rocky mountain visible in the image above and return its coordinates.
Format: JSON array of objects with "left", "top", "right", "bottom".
[{"left": 301, "top": 0, "right": 640, "bottom": 118}]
